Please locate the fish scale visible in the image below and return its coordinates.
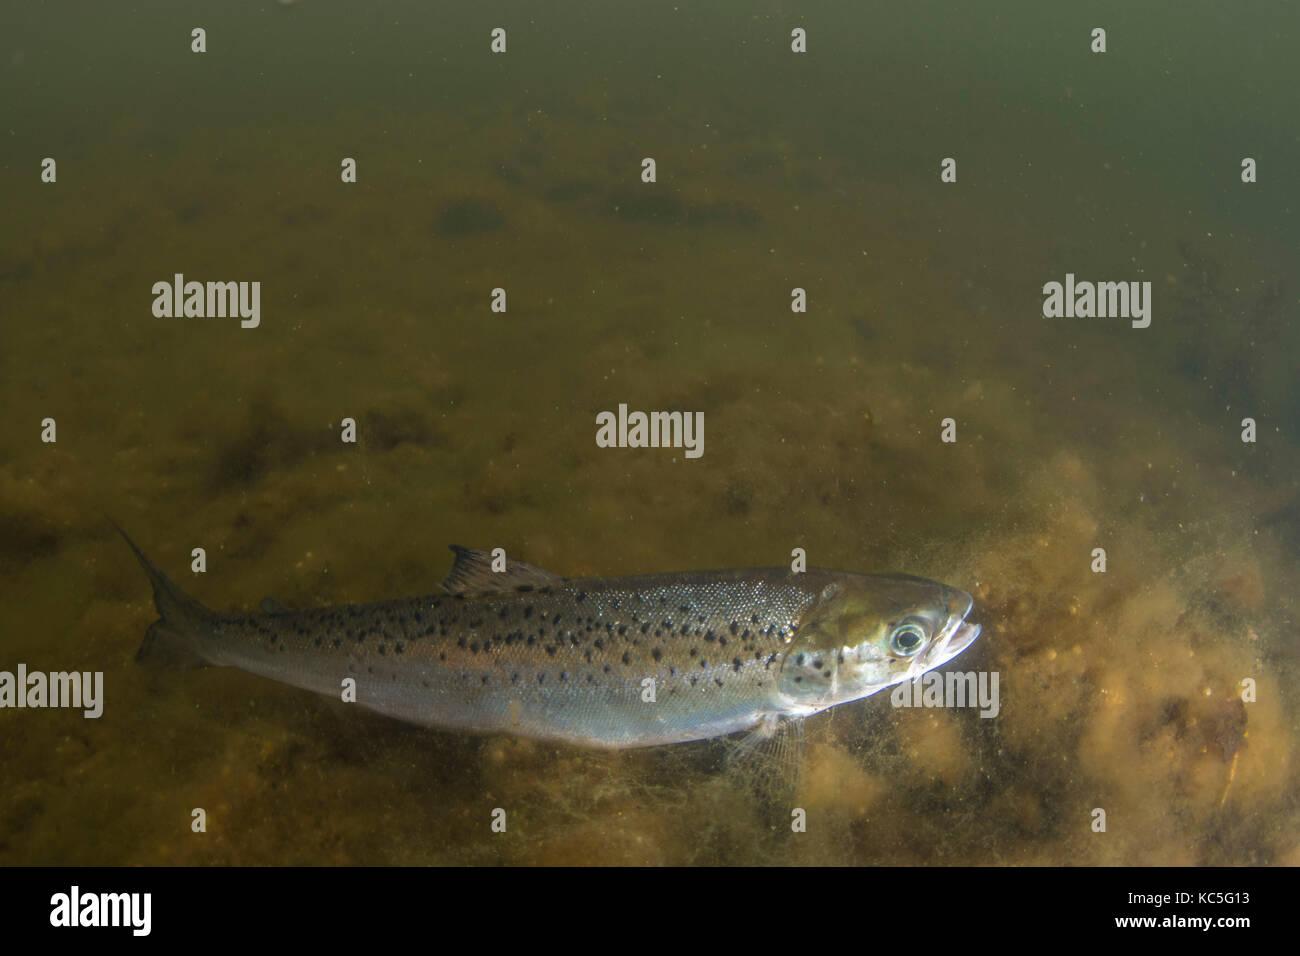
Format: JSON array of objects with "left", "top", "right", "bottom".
[
  {"left": 207, "top": 571, "right": 816, "bottom": 747},
  {"left": 118, "top": 528, "right": 982, "bottom": 749}
]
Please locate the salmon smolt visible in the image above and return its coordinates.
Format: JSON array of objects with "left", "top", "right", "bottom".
[{"left": 119, "top": 529, "right": 982, "bottom": 749}]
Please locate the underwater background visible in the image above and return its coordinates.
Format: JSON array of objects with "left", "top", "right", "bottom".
[{"left": 0, "top": 0, "right": 1296, "bottom": 864}]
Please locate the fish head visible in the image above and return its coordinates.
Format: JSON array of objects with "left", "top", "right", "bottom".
[{"left": 776, "top": 574, "right": 981, "bottom": 712}]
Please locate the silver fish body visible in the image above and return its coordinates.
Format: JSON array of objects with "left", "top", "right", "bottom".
[{"left": 121, "top": 532, "right": 981, "bottom": 748}]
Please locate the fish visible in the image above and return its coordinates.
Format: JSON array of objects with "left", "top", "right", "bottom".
[{"left": 118, "top": 527, "right": 981, "bottom": 749}]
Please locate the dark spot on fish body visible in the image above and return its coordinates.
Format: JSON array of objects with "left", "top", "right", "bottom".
[
  {"left": 621, "top": 652, "right": 631, "bottom": 665},
  {"left": 652, "top": 648, "right": 663, "bottom": 662},
  {"left": 378, "top": 644, "right": 387, "bottom": 655},
  {"left": 524, "top": 606, "right": 533, "bottom": 618},
  {"left": 733, "top": 658, "right": 742, "bottom": 672},
  {"left": 332, "top": 639, "right": 341, "bottom": 649},
  {"left": 517, "top": 585, "right": 533, "bottom": 593},
  {"left": 545, "top": 646, "right": 557, "bottom": 657},
  {"left": 714, "top": 678, "right": 725, "bottom": 687}
]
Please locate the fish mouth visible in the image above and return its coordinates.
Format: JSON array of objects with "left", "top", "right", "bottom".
[{"left": 918, "top": 587, "right": 981, "bottom": 672}]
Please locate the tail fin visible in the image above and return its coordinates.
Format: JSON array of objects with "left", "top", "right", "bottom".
[{"left": 111, "top": 519, "right": 216, "bottom": 667}]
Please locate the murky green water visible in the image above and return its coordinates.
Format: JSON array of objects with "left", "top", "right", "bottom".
[{"left": 1, "top": 1, "right": 1296, "bottom": 865}]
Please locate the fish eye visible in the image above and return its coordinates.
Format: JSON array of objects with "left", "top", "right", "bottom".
[{"left": 889, "top": 622, "right": 927, "bottom": 657}]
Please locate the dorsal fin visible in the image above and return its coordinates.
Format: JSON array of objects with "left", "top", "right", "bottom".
[{"left": 442, "top": 545, "right": 564, "bottom": 595}]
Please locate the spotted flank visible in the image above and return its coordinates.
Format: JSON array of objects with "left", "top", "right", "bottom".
[{"left": 119, "top": 526, "right": 981, "bottom": 749}]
